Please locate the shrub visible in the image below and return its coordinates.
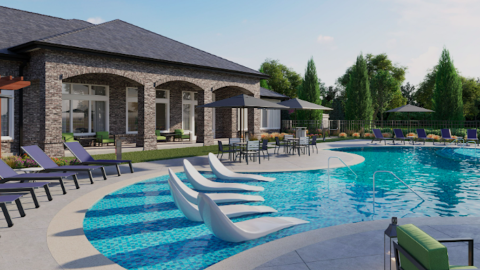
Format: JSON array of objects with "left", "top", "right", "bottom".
[
  {"left": 352, "top": 133, "right": 360, "bottom": 138},
  {"left": 364, "top": 133, "right": 374, "bottom": 138},
  {"left": 407, "top": 133, "right": 417, "bottom": 138},
  {"left": 382, "top": 133, "right": 392, "bottom": 138},
  {"left": 339, "top": 132, "right": 347, "bottom": 138},
  {"left": 2, "top": 156, "right": 23, "bottom": 169}
]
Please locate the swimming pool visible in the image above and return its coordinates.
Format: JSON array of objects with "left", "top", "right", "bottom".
[{"left": 83, "top": 147, "right": 480, "bottom": 270}]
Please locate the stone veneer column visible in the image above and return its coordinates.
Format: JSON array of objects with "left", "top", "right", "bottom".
[
  {"left": 197, "top": 89, "right": 213, "bottom": 145},
  {"left": 136, "top": 84, "right": 156, "bottom": 150},
  {"left": 24, "top": 52, "right": 64, "bottom": 157}
]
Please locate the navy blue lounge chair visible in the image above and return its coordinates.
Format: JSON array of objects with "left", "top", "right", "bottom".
[
  {"left": 416, "top": 129, "right": 434, "bottom": 145},
  {"left": 466, "top": 129, "right": 478, "bottom": 146},
  {"left": 0, "top": 193, "right": 26, "bottom": 227},
  {"left": 0, "top": 159, "right": 78, "bottom": 194},
  {"left": 21, "top": 145, "right": 107, "bottom": 184},
  {"left": 372, "top": 129, "right": 393, "bottom": 145},
  {"left": 441, "top": 129, "right": 455, "bottom": 145},
  {"left": 0, "top": 182, "right": 52, "bottom": 208},
  {"left": 393, "top": 129, "right": 407, "bottom": 145},
  {"left": 64, "top": 142, "right": 133, "bottom": 176}
]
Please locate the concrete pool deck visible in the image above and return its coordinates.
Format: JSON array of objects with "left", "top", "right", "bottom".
[{"left": 0, "top": 139, "right": 476, "bottom": 270}]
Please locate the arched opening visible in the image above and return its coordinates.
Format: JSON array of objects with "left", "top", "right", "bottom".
[
  {"left": 212, "top": 86, "right": 253, "bottom": 139},
  {"left": 62, "top": 73, "right": 142, "bottom": 143},
  {"left": 155, "top": 80, "right": 204, "bottom": 141}
]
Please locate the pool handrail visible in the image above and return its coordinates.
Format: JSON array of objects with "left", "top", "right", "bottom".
[
  {"left": 327, "top": 156, "right": 357, "bottom": 180},
  {"left": 372, "top": 171, "right": 424, "bottom": 206},
  {"left": 441, "top": 138, "right": 465, "bottom": 152}
]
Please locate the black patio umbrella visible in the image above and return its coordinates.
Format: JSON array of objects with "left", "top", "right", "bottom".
[
  {"left": 277, "top": 98, "right": 333, "bottom": 130},
  {"left": 198, "top": 94, "right": 289, "bottom": 141},
  {"left": 386, "top": 104, "right": 434, "bottom": 133}
]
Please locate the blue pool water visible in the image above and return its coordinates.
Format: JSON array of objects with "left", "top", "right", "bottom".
[{"left": 83, "top": 147, "right": 480, "bottom": 270}]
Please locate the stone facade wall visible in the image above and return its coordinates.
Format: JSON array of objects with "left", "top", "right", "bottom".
[{"left": 13, "top": 49, "right": 260, "bottom": 156}]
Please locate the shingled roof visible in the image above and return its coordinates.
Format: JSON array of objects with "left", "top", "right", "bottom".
[{"left": 0, "top": 6, "right": 266, "bottom": 77}]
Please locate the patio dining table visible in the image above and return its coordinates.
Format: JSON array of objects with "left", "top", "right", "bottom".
[
  {"left": 233, "top": 141, "right": 261, "bottom": 162},
  {"left": 286, "top": 138, "right": 300, "bottom": 154}
]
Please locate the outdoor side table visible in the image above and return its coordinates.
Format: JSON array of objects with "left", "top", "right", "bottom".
[
  {"left": 20, "top": 167, "right": 43, "bottom": 174},
  {"left": 161, "top": 133, "right": 176, "bottom": 142}
]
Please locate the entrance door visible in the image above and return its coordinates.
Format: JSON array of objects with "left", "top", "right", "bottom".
[{"left": 182, "top": 91, "right": 198, "bottom": 139}]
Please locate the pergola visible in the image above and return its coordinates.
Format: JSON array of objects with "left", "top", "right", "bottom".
[{"left": 0, "top": 76, "right": 31, "bottom": 158}]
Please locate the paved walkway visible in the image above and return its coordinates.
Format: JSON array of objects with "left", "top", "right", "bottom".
[{"left": 0, "top": 139, "right": 474, "bottom": 270}]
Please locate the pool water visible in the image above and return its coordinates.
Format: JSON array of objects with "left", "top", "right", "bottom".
[{"left": 83, "top": 147, "right": 480, "bottom": 270}]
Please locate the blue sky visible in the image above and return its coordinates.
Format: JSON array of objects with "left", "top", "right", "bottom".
[{"left": 3, "top": 0, "right": 480, "bottom": 87}]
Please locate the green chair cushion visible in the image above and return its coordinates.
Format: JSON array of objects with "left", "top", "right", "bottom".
[
  {"left": 155, "top": 130, "right": 161, "bottom": 136},
  {"left": 96, "top": 131, "right": 113, "bottom": 143},
  {"left": 174, "top": 129, "right": 184, "bottom": 135},
  {"left": 397, "top": 224, "right": 449, "bottom": 270},
  {"left": 100, "top": 138, "right": 115, "bottom": 143},
  {"left": 157, "top": 136, "right": 166, "bottom": 140},
  {"left": 450, "top": 266, "right": 477, "bottom": 269},
  {"left": 62, "top": 133, "right": 78, "bottom": 142}
]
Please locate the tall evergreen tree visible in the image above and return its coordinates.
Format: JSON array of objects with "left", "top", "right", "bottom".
[
  {"left": 345, "top": 54, "right": 373, "bottom": 120},
  {"left": 433, "top": 48, "right": 464, "bottom": 121},
  {"left": 297, "top": 57, "right": 322, "bottom": 121}
]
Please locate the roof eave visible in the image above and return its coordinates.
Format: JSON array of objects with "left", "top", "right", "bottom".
[{"left": 9, "top": 41, "right": 270, "bottom": 79}]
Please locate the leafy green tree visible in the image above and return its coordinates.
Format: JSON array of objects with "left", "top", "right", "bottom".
[
  {"left": 400, "top": 82, "right": 416, "bottom": 105},
  {"left": 260, "top": 59, "right": 302, "bottom": 98},
  {"left": 297, "top": 58, "right": 323, "bottom": 121},
  {"left": 259, "top": 67, "right": 270, "bottom": 89},
  {"left": 460, "top": 76, "right": 480, "bottom": 120},
  {"left": 370, "top": 70, "right": 399, "bottom": 121},
  {"left": 432, "top": 48, "right": 464, "bottom": 121},
  {"left": 330, "top": 98, "right": 345, "bottom": 120},
  {"left": 345, "top": 54, "right": 373, "bottom": 120}
]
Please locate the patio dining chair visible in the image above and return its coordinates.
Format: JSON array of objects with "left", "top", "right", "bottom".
[
  {"left": 309, "top": 135, "right": 318, "bottom": 154},
  {"left": 260, "top": 139, "right": 270, "bottom": 160},
  {"left": 274, "top": 137, "right": 287, "bottom": 154},
  {"left": 283, "top": 134, "right": 294, "bottom": 153},
  {"left": 21, "top": 145, "right": 107, "bottom": 185},
  {"left": 217, "top": 141, "right": 236, "bottom": 161},
  {"left": 242, "top": 141, "right": 261, "bottom": 165},
  {"left": 96, "top": 131, "right": 115, "bottom": 146},
  {"left": 466, "top": 129, "right": 478, "bottom": 145},
  {"left": 293, "top": 137, "right": 310, "bottom": 156}
]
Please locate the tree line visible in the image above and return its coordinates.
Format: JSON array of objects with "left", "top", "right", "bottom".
[{"left": 260, "top": 48, "right": 480, "bottom": 122}]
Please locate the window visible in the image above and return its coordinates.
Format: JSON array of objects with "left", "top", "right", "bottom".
[
  {"left": 156, "top": 89, "right": 169, "bottom": 131},
  {"left": 237, "top": 108, "right": 248, "bottom": 131},
  {"left": 127, "top": 88, "right": 138, "bottom": 133},
  {"left": 62, "top": 83, "right": 109, "bottom": 135},
  {"left": 1, "top": 90, "right": 14, "bottom": 139},
  {"left": 182, "top": 91, "right": 198, "bottom": 133},
  {"left": 260, "top": 109, "right": 281, "bottom": 129}
]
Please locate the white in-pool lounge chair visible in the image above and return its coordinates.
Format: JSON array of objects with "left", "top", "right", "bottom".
[
  {"left": 168, "top": 177, "right": 276, "bottom": 222},
  {"left": 208, "top": 153, "right": 275, "bottom": 182},
  {"left": 183, "top": 160, "right": 264, "bottom": 192},
  {"left": 198, "top": 193, "right": 309, "bottom": 242},
  {"left": 168, "top": 169, "right": 264, "bottom": 204}
]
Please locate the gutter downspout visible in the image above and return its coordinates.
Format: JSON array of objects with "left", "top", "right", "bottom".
[{"left": 17, "top": 61, "right": 27, "bottom": 155}]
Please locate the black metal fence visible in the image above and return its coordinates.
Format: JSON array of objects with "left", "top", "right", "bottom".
[{"left": 282, "top": 120, "right": 480, "bottom": 137}]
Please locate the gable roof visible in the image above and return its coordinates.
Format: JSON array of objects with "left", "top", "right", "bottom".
[
  {"left": 1, "top": 6, "right": 267, "bottom": 78},
  {"left": 260, "top": 87, "right": 288, "bottom": 100}
]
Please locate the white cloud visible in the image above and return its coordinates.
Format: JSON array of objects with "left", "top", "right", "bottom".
[
  {"left": 407, "top": 46, "right": 442, "bottom": 82},
  {"left": 317, "top": 35, "right": 334, "bottom": 44},
  {"left": 87, "top": 17, "right": 105, "bottom": 24}
]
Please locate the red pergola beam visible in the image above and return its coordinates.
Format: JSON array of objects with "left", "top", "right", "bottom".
[{"left": 0, "top": 76, "right": 30, "bottom": 90}]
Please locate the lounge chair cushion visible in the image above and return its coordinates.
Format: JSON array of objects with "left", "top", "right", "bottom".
[
  {"left": 397, "top": 224, "right": 449, "bottom": 270},
  {"left": 62, "top": 133, "right": 78, "bottom": 142},
  {"left": 96, "top": 131, "right": 114, "bottom": 143},
  {"left": 155, "top": 130, "right": 166, "bottom": 140},
  {"left": 175, "top": 129, "right": 190, "bottom": 139}
]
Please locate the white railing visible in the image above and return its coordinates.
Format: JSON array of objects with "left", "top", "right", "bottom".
[
  {"left": 372, "top": 171, "right": 424, "bottom": 206},
  {"left": 458, "top": 141, "right": 478, "bottom": 157},
  {"left": 327, "top": 156, "right": 357, "bottom": 180},
  {"left": 441, "top": 138, "right": 465, "bottom": 152}
]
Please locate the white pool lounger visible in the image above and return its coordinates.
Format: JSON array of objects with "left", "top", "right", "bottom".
[
  {"left": 168, "top": 177, "right": 276, "bottom": 222},
  {"left": 168, "top": 169, "right": 265, "bottom": 204},
  {"left": 198, "top": 193, "right": 309, "bottom": 242},
  {"left": 208, "top": 153, "right": 276, "bottom": 182},
  {"left": 183, "top": 160, "right": 264, "bottom": 192}
]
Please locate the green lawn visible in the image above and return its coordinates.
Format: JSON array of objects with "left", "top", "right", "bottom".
[{"left": 63, "top": 137, "right": 356, "bottom": 164}]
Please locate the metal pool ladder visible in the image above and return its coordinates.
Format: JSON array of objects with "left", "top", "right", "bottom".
[
  {"left": 457, "top": 141, "right": 478, "bottom": 158},
  {"left": 372, "top": 171, "right": 424, "bottom": 205},
  {"left": 441, "top": 138, "right": 465, "bottom": 152},
  {"left": 327, "top": 156, "right": 357, "bottom": 180}
]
